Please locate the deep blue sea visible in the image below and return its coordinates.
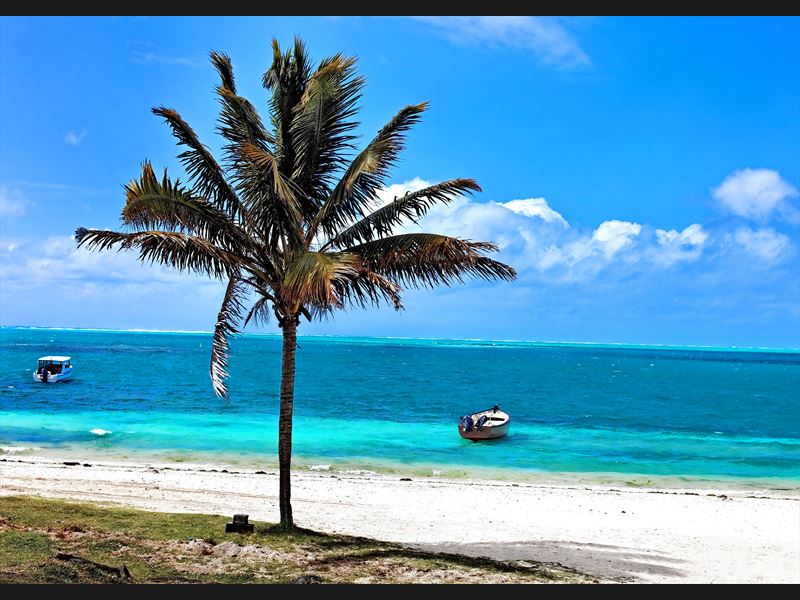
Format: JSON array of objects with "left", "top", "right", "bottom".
[{"left": 1, "top": 327, "right": 799, "bottom": 488}]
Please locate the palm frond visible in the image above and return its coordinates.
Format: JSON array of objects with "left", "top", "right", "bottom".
[
  {"left": 324, "top": 178, "right": 481, "bottom": 249},
  {"left": 350, "top": 269, "right": 403, "bottom": 311},
  {"left": 212, "top": 49, "right": 271, "bottom": 152},
  {"left": 236, "top": 144, "right": 302, "bottom": 216},
  {"left": 75, "top": 227, "right": 245, "bottom": 278},
  {"left": 308, "top": 103, "right": 428, "bottom": 243},
  {"left": 210, "top": 277, "right": 247, "bottom": 398},
  {"left": 262, "top": 37, "right": 312, "bottom": 94},
  {"left": 243, "top": 294, "right": 273, "bottom": 328},
  {"left": 289, "top": 54, "right": 363, "bottom": 214},
  {"left": 121, "top": 162, "right": 249, "bottom": 251},
  {"left": 284, "top": 251, "right": 359, "bottom": 308},
  {"left": 152, "top": 107, "right": 247, "bottom": 221},
  {"left": 210, "top": 50, "right": 237, "bottom": 94},
  {"left": 284, "top": 251, "right": 402, "bottom": 313},
  {"left": 346, "top": 233, "right": 517, "bottom": 288},
  {"left": 216, "top": 87, "right": 272, "bottom": 151},
  {"left": 263, "top": 38, "right": 312, "bottom": 193},
  {"left": 234, "top": 143, "right": 304, "bottom": 250}
]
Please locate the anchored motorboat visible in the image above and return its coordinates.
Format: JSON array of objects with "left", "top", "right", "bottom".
[
  {"left": 33, "top": 356, "right": 73, "bottom": 383},
  {"left": 458, "top": 405, "right": 510, "bottom": 441}
]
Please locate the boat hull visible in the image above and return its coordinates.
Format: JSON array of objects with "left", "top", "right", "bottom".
[
  {"left": 33, "top": 369, "right": 73, "bottom": 383},
  {"left": 458, "top": 409, "right": 511, "bottom": 441}
]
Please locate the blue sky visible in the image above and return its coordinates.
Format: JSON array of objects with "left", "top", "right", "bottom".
[{"left": 1, "top": 16, "right": 798, "bottom": 347}]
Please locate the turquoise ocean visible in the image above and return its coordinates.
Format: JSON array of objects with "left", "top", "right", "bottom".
[{"left": 1, "top": 327, "right": 798, "bottom": 489}]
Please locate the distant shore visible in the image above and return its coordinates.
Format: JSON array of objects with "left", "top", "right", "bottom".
[
  {"left": 3, "top": 325, "right": 799, "bottom": 353},
  {"left": 1, "top": 455, "right": 797, "bottom": 583}
]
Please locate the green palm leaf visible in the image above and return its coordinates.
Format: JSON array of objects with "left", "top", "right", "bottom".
[
  {"left": 234, "top": 143, "right": 303, "bottom": 250},
  {"left": 212, "top": 50, "right": 272, "bottom": 153},
  {"left": 324, "top": 178, "right": 481, "bottom": 249},
  {"left": 308, "top": 103, "right": 428, "bottom": 243},
  {"left": 121, "top": 162, "right": 248, "bottom": 251},
  {"left": 263, "top": 38, "right": 311, "bottom": 206},
  {"left": 346, "top": 233, "right": 517, "bottom": 288},
  {"left": 152, "top": 106, "right": 247, "bottom": 222},
  {"left": 284, "top": 251, "right": 401, "bottom": 313},
  {"left": 210, "top": 277, "right": 248, "bottom": 398},
  {"left": 289, "top": 53, "right": 363, "bottom": 215},
  {"left": 74, "top": 227, "right": 244, "bottom": 278},
  {"left": 243, "top": 294, "right": 273, "bottom": 328}
]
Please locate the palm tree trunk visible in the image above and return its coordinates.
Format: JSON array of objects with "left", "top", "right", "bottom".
[{"left": 278, "top": 317, "right": 297, "bottom": 530}]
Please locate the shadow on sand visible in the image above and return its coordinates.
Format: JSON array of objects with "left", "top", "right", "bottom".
[{"left": 411, "top": 539, "right": 690, "bottom": 582}]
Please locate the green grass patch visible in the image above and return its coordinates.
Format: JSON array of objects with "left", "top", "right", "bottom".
[
  {"left": 0, "top": 495, "right": 242, "bottom": 542},
  {"left": 0, "top": 531, "right": 53, "bottom": 566},
  {"left": 0, "top": 495, "right": 591, "bottom": 584}
]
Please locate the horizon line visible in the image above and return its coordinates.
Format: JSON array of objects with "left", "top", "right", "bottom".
[{"left": 2, "top": 324, "right": 799, "bottom": 354}]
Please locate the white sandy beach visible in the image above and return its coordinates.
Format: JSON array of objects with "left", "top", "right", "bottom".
[{"left": 0, "top": 456, "right": 798, "bottom": 584}]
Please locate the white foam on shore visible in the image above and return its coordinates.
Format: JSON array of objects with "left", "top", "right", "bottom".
[
  {"left": 309, "top": 464, "right": 332, "bottom": 471},
  {"left": 90, "top": 428, "right": 112, "bottom": 436},
  {"left": 0, "top": 445, "right": 39, "bottom": 454}
]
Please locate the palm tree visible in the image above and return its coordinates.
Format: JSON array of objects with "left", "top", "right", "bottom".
[{"left": 75, "top": 38, "right": 516, "bottom": 530}]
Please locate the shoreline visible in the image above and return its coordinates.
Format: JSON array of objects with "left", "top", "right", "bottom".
[
  {"left": 1, "top": 455, "right": 798, "bottom": 583},
  {"left": 2, "top": 445, "right": 797, "bottom": 496}
]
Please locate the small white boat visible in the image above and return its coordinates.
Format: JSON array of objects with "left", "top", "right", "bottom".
[
  {"left": 33, "top": 356, "right": 73, "bottom": 383},
  {"left": 458, "top": 405, "right": 511, "bottom": 441}
]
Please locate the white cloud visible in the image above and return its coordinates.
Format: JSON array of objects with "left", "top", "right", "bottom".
[
  {"left": 0, "top": 235, "right": 215, "bottom": 292},
  {"left": 732, "top": 227, "right": 792, "bottom": 264},
  {"left": 422, "top": 198, "right": 522, "bottom": 246},
  {"left": 0, "top": 236, "right": 226, "bottom": 329},
  {"left": 379, "top": 179, "right": 655, "bottom": 281},
  {"left": 372, "top": 179, "right": 739, "bottom": 284},
  {"left": 373, "top": 177, "right": 431, "bottom": 208},
  {"left": 653, "top": 223, "right": 708, "bottom": 266},
  {"left": 532, "top": 221, "right": 642, "bottom": 277},
  {"left": 591, "top": 220, "right": 642, "bottom": 258},
  {"left": 656, "top": 224, "right": 707, "bottom": 247},
  {"left": 415, "top": 16, "right": 590, "bottom": 70},
  {"left": 375, "top": 176, "right": 799, "bottom": 287},
  {"left": 0, "top": 187, "right": 29, "bottom": 217},
  {"left": 65, "top": 129, "right": 87, "bottom": 146},
  {"left": 712, "top": 168, "right": 798, "bottom": 221},
  {"left": 131, "top": 51, "right": 197, "bottom": 67},
  {"left": 8, "top": 181, "right": 103, "bottom": 193},
  {"left": 498, "top": 198, "right": 568, "bottom": 227},
  {"left": 382, "top": 182, "right": 567, "bottom": 244}
]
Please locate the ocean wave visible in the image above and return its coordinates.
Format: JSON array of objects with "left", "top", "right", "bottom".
[{"left": 90, "top": 428, "right": 113, "bottom": 436}]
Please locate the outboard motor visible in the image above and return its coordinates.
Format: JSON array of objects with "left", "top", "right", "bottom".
[
  {"left": 476, "top": 415, "right": 489, "bottom": 431},
  {"left": 460, "top": 415, "right": 474, "bottom": 433}
]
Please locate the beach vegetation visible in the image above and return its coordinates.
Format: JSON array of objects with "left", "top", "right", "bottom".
[{"left": 0, "top": 496, "right": 586, "bottom": 584}]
